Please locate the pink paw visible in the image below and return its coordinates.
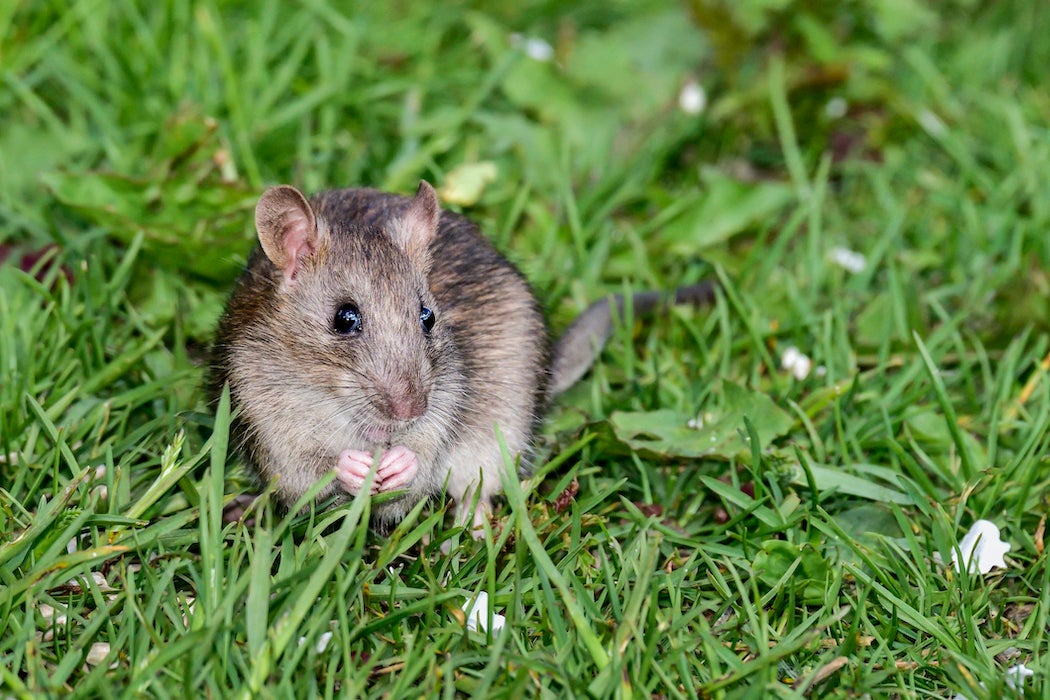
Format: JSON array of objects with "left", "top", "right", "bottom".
[
  {"left": 336, "top": 449, "right": 379, "bottom": 495},
  {"left": 375, "top": 445, "right": 419, "bottom": 492}
]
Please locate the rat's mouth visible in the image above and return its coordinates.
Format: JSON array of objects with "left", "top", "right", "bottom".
[
  {"left": 362, "top": 413, "right": 422, "bottom": 446},
  {"left": 363, "top": 424, "right": 392, "bottom": 444}
]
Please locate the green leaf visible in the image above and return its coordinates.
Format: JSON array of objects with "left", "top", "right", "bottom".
[
  {"left": 904, "top": 406, "right": 986, "bottom": 481},
  {"left": 41, "top": 109, "right": 257, "bottom": 283},
  {"left": 835, "top": 503, "right": 902, "bottom": 548},
  {"left": 795, "top": 465, "right": 914, "bottom": 505},
  {"left": 437, "top": 161, "right": 498, "bottom": 206},
  {"left": 660, "top": 173, "right": 794, "bottom": 252},
  {"left": 753, "top": 540, "right": 833, "bottom": 604},
  {"left": 609, "top": 381, "right": 794, "bottom": 460}
]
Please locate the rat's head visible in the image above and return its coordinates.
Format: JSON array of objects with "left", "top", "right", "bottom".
[{"left": 252, "top": 181, "right": 457, "bottom": 444}]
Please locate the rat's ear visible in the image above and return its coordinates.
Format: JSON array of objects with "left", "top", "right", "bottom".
[
  {"left": 255, "top": 185, "right": 323, "bottom": 281},
  {"left": 390, "top": 180, "right": 440, "bottom": 263}
]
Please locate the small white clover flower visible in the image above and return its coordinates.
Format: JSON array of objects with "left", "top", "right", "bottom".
[
  {"left": 781, "top": 346, "right": 813, "bottom": 381},
  {"left": 510, "top": 34, "right": 554, "bottom": 62},
  {"left": 824, "top": 97, "right": 848, "bottom": 119},
  {"left": 828, "top": 246, "right": 867, "bottom": 273},
  {"left": 678, "top": 81, "right": 707, "bottom": 115},
  {"left": 524, "top": 38, "right": 553, "bottom": 61},
  {"left": 462, "top": 591, "right": 506, "bottom": 633},
  {"left": 952, "top": 520, "right": 1011, "bottom": 574}
]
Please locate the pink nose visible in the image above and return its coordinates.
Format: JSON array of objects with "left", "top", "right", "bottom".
[{"left": 387, "top": 392, "right": 427, "bottom": 420}]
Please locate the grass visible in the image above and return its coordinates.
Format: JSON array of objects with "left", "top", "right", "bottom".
[{"left": 2, "top": 0, "right": 1050, "bottom": 696}]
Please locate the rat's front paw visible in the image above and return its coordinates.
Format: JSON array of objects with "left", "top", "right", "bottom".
[
  {"left": 336, "top": 449, "right": 379, "bottom": 495},
  {"left": 375, "top": 445, "right": 419, "bottom": 492}
]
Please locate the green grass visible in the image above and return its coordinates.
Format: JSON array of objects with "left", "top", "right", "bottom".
[{"left": 3, "top": 0, "right": 1050, "bottom": 696}]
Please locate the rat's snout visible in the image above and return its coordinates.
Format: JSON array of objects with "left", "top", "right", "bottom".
[
  {"left": 388, "top": 391, "right": 427, "bottom": 420},
  {"left": 380, "top": 384, "right": 428, "bottom": 421}
]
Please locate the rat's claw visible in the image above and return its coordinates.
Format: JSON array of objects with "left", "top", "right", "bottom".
[
  {"left": 375, "top": 445, "right": 419, "bottom": 492},
  {"left": 335, "top": 449, "right": 379, "bottom": 495}
]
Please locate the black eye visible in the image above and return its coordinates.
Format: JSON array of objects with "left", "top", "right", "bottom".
[
  {"left": 333, "top": 303, "right": 362, "bottom": 334},
  {"left": 419, "top": 305, "right": 436, "bottom": 333}
]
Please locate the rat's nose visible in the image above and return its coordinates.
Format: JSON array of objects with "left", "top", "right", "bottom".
[{"left": 385, "top": 389, "right": 427, "bottom": 420}]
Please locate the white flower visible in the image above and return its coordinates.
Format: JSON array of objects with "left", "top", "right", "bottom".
[
  {"left": 523, "top": 37, "right": 553, "bottom": 62},
  {"left": 509, "top": 34, "right": 554, "bottom": 62},
  {"left": 678, "top": 81, "right": 707, "bottom": 115},
  {"left": 952, "top": 520, "right": 1011, "bottom": 574},
  {"left": 781, "top": 346, "right": 813, "bottom": 381},
  {"left": 824, "top": 97, "right": 848, "bottom": 119},
  {"left": 828, "top": 246, "right": 867, "bottom": 273},
  {"left": 1005, "top": 663, "right": 1034, "bottom": 692},
  {"left": 462, "top": 591, "right": 506, "bottom": 633}
]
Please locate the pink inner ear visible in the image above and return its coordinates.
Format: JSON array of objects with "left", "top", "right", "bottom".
[
  {"left": 281, "top": 208, "right": 316, "bottom": 280},
  {"left": 394, "top": 181, "right": 440, "bottom": 262},
  {"left": 257, "top": 185, "right": 320, "bottom": 281}
]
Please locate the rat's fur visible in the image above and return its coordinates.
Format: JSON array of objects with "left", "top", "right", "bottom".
[
  {"left": 211, "top": 181, "right": 712, "bottom": 531},
  {"left": 212, "top": 183, "right": 548, "bottom": 529}
]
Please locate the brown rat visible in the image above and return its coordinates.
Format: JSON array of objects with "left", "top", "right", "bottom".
[{"left": 211, "top": 181, "right": 711, "bottom": 533}]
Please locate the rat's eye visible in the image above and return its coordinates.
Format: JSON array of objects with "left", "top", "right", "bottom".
[
  {"left": 419, "top": 305, "right": 436, "bottom": 334},
  {"left": 333, "top": 303, "right": 362, "bottom": 335}
]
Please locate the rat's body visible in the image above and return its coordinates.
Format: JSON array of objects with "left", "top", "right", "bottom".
[{"left": 212, "top": 181, "right": 710, "bottom": 532}]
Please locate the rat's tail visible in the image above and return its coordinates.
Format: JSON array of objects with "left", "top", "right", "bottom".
[{"left": 548, "top": 281, "right": 715, "bottom": 398}]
